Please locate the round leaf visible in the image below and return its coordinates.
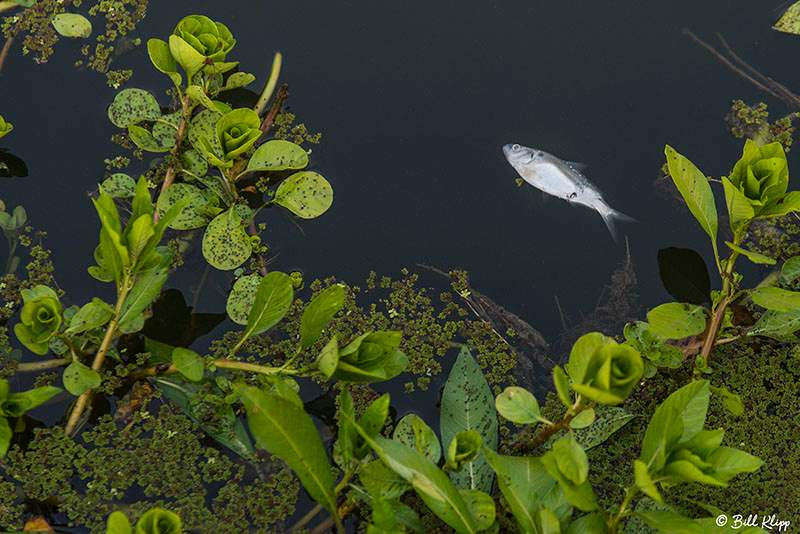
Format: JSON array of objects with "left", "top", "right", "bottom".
[
  {"left": 247, "top": 140, "right": 309, "bottom": 172},
  {"left": 62, "top": 361, "right": 101, "bottom": 396},
  {"left": 52, "top": 13, "right": 92, "bottom": 38},
  {"left": 101, "top": 173, "right": 136, "bottom": 198},
  {"left": 108, "top": 88, "right": 161, "bottom": 128},
  {"left": 147, "top": 38, "right": 178, "bottom": 74},
  {"left": 495, "top": 386, "right": 548, "bottom": 424},
  {"left": 156, "top": 183, "right": 211, "bottom": 229},
  {"left": 202, "top": 207, "right": 252, "bottom": 270},
  {"left": 226, "top": 273, "right": 261, "bottom": 325},
  {"left": 172, "top": 348, "right": 204, "bottom": 381},
  {"left": 569, "top": 407, "right": 596, "bottom": 429},
  {"left": 273, "top": 171, "right": 333, "bottom": 219}
]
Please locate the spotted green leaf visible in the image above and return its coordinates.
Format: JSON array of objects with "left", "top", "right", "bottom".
[
  {"left": 221, "top": 72, "right": 256, "bottom": 91},
  {"left": 440, "top": 347, "right": 498, "bottom": 494},
  {"left": 187, "top": 109, "right": 221, "bottom": 161},
  {"left": 393, "top": 413, "right": 441, "bottom": 463},
  {"left": 774, "top": 1, "right": 800, "bottom": 34},
  {"left": 156, "top": 183, "right": 212, "bottom": 230},
  {"left": 201, "top": 207, "right": 251, "bottom": 270},
  {"left": 128, "top": 125, "right": 170, "bottom": 153},
  {"left": 52, "top": 13, "right": 92, "bottom": 38},
  {"left": 62, "top": 361, "right": 101, "bottom": 396},
  {"left": 247, "top": 140, "right": 308, "bottom": 172},
  {"left": 108, "top": 88, "right": 161, "bottom": 128},
  {"left": 100, "top": 173, "right": 136, "bottom": 198},
  {"left": 749, "top": 286, "right": 800, "bottom": 311},
  {"left": 664, "top": 145, "right": 718, "bottom": 252},
  {"left": 273, "top": 171, "right": 333, "bottom": 219},
  {"left": 226, "top": 273, "right": 261, "bottom": 325}
]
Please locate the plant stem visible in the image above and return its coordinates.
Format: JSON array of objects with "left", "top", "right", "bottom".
[
  {"left": 607, "top": 486, "right": 639, "bottom": 533},
  {"left": 0, "top": 33, "right": 14, "bottom": 76},
  {"left": 212, "top": 359, "right": 283, "bottom": 376},
  {"left": 64, "top": 278, "right": 131, "bottom": 436},
  {"left": 515, "top": 401, "right": 586, "bottom": 451},
  {"left": 254, "top": 52, "right": 282, "bottom": 116},
  {"left": 700, "top": 234, "right": 741, "bottom": 366},
  {"left": 154, "top": 95, "right": 191, "bottom": 222},
  {"left": 15, "top": 358, "right": 71, "bottom": 372}
]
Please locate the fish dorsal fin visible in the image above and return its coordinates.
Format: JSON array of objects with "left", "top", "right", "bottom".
[{"left": 566, "top": 161, "right": 588, "bottom": 172}]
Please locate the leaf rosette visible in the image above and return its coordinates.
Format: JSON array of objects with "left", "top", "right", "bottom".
[
  {"left": 0, "top": 115, "right": 12, "bottom": 139},
  {"left": 169, "top": 15, "right": 235, "bottom": 78},
  {"left": 200, "top": 108, "right": 261, "bottom": 168},
  {"left": 568, "top": 333, "right": 643, "bottom": 406},
  {"left": 723, "top": 139, "right": 800, "bottom": 222},
  {"left": 13, "top": 285, "right": 62, "bottom": 355}
]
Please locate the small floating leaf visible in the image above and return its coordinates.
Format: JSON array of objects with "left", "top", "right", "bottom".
[
  {"left": 273, "top": 171, "right": 333, "bottom": 219},
  {"left": 226, "top": 273, "right": 261, "bottom": 325},
  {"left": 108, "top": 88, "right": 161, "bottom": 128},
  {"left": 247, "top": 140, "right": 308, "bottom": 172},
  {"left": 187, "top": 109, "right": 221, "bottom": 161},
  {"left": 202, "top": 207, "right": 251, "bottom": 270},
  {"left": 221, "top": 72, "right": 256, "bottom": 91},
  {"left": 156, "top": 183, "right": 211, "bottom": 230},
  {"left": 152, "top": 111, "right": 180, "bottom": 148},
  {"left": 100, "top": 173, "right": 136, "bottom": 198},
  {"left": 52, "top": 13, "right": 92, "bottom": 38}
]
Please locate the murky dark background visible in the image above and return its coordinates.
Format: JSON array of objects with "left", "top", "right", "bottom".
[{"left": 1, "top": 0, "right": 798, "bottom": 529}]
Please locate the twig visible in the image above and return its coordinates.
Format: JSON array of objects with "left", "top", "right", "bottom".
[
  {"left": 514, "top": 410, "right": 579, "bottom": 452},
  {"left": 258, "top": 84, "right": 289, "bottom": 139},
  {"left": 153, "top": 95, "right": 190, "bottom": 222},
  {"left": 682, "top": 28, "right": 800, "bottom": 110},
  {"left": 16, "top": 357, "right": 71, "bottom": 372},
  {"left": 0, "top": 34, "right": 14, "bottom": 76}
]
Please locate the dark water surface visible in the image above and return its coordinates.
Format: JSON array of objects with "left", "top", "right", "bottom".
[{"left": 1, "top": 0, "right": 799, "bottom": 529}]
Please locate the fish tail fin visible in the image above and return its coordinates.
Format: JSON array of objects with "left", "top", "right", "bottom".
[{"left": 600, "top": 209, "right": 637, "bottom": 241}]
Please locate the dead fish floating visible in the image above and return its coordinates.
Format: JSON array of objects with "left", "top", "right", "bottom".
[{"left": 503, "top": 143, "right": 636, "bottom": 240}]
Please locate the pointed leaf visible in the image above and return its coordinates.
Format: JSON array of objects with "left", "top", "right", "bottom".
[
  {"left": 247, "top": 140, "right": 309, "bottom": 172},
  {"left": 646, "top": 302, "right": 706, "bottom": 339},
  {"left": 664, "top": 145, "right": 717, "bottom": 245},
  {"left": 243, "top": 271, "right": 293, "bottom": 338},
  {"left": 172, "top": 348, "right": 204, "bottom": 381},
  {"left": 300, "top": 284, "right": 344, "bottom": 350},
  {"left": 749, "top": 286, "right": 800, "bottom": 311}
]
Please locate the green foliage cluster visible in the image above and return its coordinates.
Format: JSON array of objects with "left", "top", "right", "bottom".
[{"left": 726, "top": 100, "right": 797, "bottom": 150}]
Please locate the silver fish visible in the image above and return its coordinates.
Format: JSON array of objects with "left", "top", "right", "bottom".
[{"left": 503, "top": 143, "right": 635, "bottom": 240}]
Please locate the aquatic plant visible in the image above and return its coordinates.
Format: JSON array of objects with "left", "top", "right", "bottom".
[
  {"left": 0, "top": 114, "right": 11, "bottom": 138},
  {"left": 626, "top": 140, "right": 800, "bottom": 387}
]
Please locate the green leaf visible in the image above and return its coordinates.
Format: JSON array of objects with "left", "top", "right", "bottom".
[
  {"left": 187, "top": 109, "right": 222, "bottom": 161},
  {"left": 101, "top": 173, "right": 136, "bottom": 198},
  {"left": 247, "top": 140, "right": 309, "bottom": 172},
  {"left": 128, "top": 125, "right": 170, "bottom": 153},
  {"left": 571, "top": 405, "right": 636, "bottom": 451},
  {"left": 457, "top": 489, "right": 496, "bottom": 532},
  {"left": 569, "top": 407, "right": 595, "bottom": 429},
  {"left": 337, "top": 388, "right": 357, "bottom": 466},
  {"left": 495, "top": 386, "right": 548, "bottom": 425},
  {"left": 236, "top": 383, "right": 338, "bottom": 516},
  {"left": 359, "top": 459, "right": 410, "bottom": 500},
  {"left": 172, "top": 348, "right": 204, "bottom": 381},
  {"left": 202, "top": 207, "right": 252, "bottom": 270},
  {"left": 564, "top": 513, "right": 607, "bottom": 534},
  {"left": 553, "top": 365, "right": 572, "bottom": 407},
  {"left": 2, "top": 385, "right": 61, "bottom": 417},
  {"left": 300, "top": 284, "right": 344, "bottom": 350},
  {"left": 0, "top": 417, "right": 10, "bottom": 457},
  {"left": 782, "top": 255, "right": 800, "bottom": 283},
  {"left": 108, "top": 88, "right": 161, "bottom": 128},
  {"left": 749, "top": 286, "right": 800, "bottom": 311},
  {"left": 62, "top": 361, "right": 101, "bottom": 396},
  {"left": 634, "top": 511, "right": 705, "bottom": 534},
  {"left": 640, "top": 381, "right": 709, "bottom": 473},
  {"left": 186, "top": 84, "right": 221, "bottom": 114},
  {"left": 226, "top": 273, "right": 261, "bottom": 325},
  {"left": 747, "top": 308, "right": 800, "bottom": 341},
  {"left": 444, "top": 430, "right": 482, "bottom": 472},
  {"left": 273, "top": 171, "right": 333, "bottom": 219},
  {"left": 354, "top": 394, "right": 391, "bottom": 459},
  {"left": 51, "top": 13, "right": 92, "bottom": 38},
  {"left": 156, "top": 183, "right": 212, "bottom": 230},
  {"left": 538, "top": 507, "right": 560, "bottom": 534},
  {"left": 646, "top": 302, "right": 706, "bottom": 339},
  {"left": 393, "top": 413, "right": 441, "bottom": 463},
  {"left": 134, "top": 507, "right": 181, "bottom": 534},
  {"left": 168, "top": 33, "right": 206, "bottom": 79},
  {"left": 759, "top": 190, "right": 800, "bottom": 218},
  {"left": 721, "top": 176, "right": 755, "bottom": 228},
  {"left": 316, "top": 336, "right": 339, "bottom": 377},
  {"left": 344, "top": 409, "right": 481, "bottom": 534},
  {"left": 146, "top": 38, "right": 178, "bottom": 75},
  {"left": 634, "top": 459, "right": 662, "bottom": 503},
  {"left": 440, "top": 347, "right": 498, "bottom": 493},
  {"left": 725, "top": 241, "right": 776, "bottom": 265},
  {"left": 66, "top": 298, "right": 113, "bottom": 333},
  {"left": 775, "top": 1, "right": 800, "bottom": 33},
  {"left": 664, "top": 145, "right": 718, "bottom": 247},
  {"left": 243, "top": 271, "right": 293, "bottom": 338},
  {"left": 565, "top": 332, "right": 615, "bottom": 382},
  {"left": 117, "top": 249, "right": 171, "bottom": 331},
  {"left": 126, "top": 214, "right": 154, "bottom": 265},
  {"left": 106, "top": 511, "right": 132, "bottom": 534},
  {"left": 709, "top": 385, "right": 744, "bottom": 417},
  {"left": 221, "top": 72, "right": 256, "bottom": 91}
]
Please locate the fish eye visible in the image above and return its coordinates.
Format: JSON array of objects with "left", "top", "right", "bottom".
[{"left": 512, "top": 144, "right": 520, "bottom": 151}]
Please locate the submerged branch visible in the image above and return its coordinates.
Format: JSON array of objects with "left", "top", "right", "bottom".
[
  {"left": 0, "top": 34, "right": 14, "bottom": 76},
  {"left": 154, "top": 95, "right": 191, "bottom": 222},
  {"left": 16, "top": 357, "right": 71, "bottom": 372}
]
